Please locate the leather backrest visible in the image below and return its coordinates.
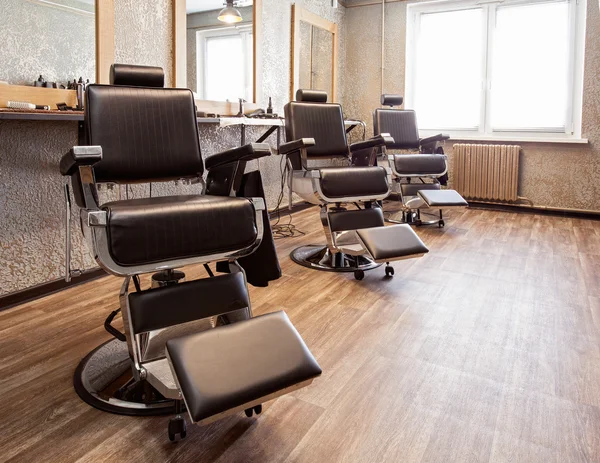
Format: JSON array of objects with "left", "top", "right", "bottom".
[
  {"left": 85, "top": 84, "right": 203, "bottom": 183},
  {"left": 373, "top": 109, "right": 420, "bottom": 150},
  {"left": 110, "top": 63, "right": 165, "bottom": 87},
  {"left": 284, "top": 101, "right": 348, "bottom": 159}
]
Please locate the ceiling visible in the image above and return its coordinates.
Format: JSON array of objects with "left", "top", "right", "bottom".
[{"left": 186, "top": 0, "right": 253, "bottom": 14}]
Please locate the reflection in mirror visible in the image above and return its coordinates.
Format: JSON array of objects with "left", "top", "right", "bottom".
[
  {"left": 186, "top": 0, "right": 253, "bottom": 102},
  {"left": 0, "top": 0, "right": 95, "bottom": 86},
  {"left": 291, "top": 6, "right": 337, "bottom": 102},
  {"left": 298, "top": 21, "right": 333, "bottom": 99}
]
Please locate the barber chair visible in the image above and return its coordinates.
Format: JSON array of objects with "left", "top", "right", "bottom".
[
  {"left": 61, "top": 64, "right": 321, "bottom": 441},
  {"left": 374, "top": 94, "right": 468, "bottom": 227},
  {"left": 281, "top": 89, "right": 429, "bottom": 281}
]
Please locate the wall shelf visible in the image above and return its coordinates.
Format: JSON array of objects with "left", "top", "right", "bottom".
[{"left": 0, "top": 110, "right": 83, "bottom": 121}]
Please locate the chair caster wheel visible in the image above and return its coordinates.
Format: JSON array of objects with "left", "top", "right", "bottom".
[
  {"left": 354, "top": 270, "right": 365, "bottom": 281},
  {"left": 244, "top": 404, "right": 262, "bottom": 418},
  {"left": 385, "top": 266, "right": 394, "bottom": 277},
  {"left": 168, "top": 416, "right": 187, "bottom": 442},
  {"left": 439, "top": 220, "right": 445, "bottom": 228}
]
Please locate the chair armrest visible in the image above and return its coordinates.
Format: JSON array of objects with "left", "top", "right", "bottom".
[
  {"left": 60, "top": 146, "right": 103, "bottom": 176},
  {"left": 279, "top": 138, "right": 315, "bottom": 155},
  {"left": 205, "top": 143, "right": 272, "bottom": 170},
  {"left": 419, "top": 134, "right": 450, "bottom": 147},
  {"left": 349, "top": 134, "right": 394, "bottom": 153}
]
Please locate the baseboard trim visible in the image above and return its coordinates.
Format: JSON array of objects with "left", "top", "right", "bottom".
[
  {"left": 0, "top": 268, "right": 107, "bottom": 312},
  {"left": 467, "top": 201, "right": 600, "bottom": 221}
]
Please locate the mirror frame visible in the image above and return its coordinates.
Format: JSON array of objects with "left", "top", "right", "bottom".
[
  {"left": 96, "top": 0, "right": 115, "bottom": 84},
  {"left": 290, "top": 5, "right": 338, "bottom": 102},
  {"left": 173, "top": 0, "right": 262, "bottom": 103}
]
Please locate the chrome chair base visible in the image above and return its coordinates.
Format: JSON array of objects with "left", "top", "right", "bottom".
[
  {"left": 151, "top": 269, "right": 186, "bottom": 288},
  {"left": 73, "top": 339, "right": 178, "bottom": 416},
  {"left": 290, "top": 245, "right": 382, "bottom": 273},
  {"left": 383, "top": 201, "right": 444, "bottom": 228}
]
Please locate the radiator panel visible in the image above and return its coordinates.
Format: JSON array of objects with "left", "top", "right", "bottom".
[{"left": 453, "top": 144, "right": 520, "bottom": 202}]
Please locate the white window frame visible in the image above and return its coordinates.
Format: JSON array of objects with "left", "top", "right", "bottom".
[
  {"left": 196, "top": 24, "right": 253, "bottom": 101},
  {"left": 405, "top": 0, "right": 587, "bottom": 143}
]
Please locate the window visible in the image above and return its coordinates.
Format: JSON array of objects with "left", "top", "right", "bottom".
[
  {"left": 196, "top": 26, "right": 253, "bottom": 102},
  {"left": 405, "top": 0, "right": 586, "bottom": 141}
]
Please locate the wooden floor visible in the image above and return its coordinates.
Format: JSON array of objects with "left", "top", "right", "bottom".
[{"left": 2, "top": 206, "right": 600, "bottom": 463}]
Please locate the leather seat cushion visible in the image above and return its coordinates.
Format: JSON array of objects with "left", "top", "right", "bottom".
[
  {"left": 417, "top": 189, "right": 468, "bottom": 207},
  {"left": 356, "top": 224, "right": 429, "bottom": 262},
  {"left": 393, "top": 154, "right": 447, "bottom": 176},
  {"left": 102, "top": 195, "right": 257, "bottom": 266},
  {"left": 166, "top": 311, "right": 322, "bottom": 423},
  {"left": 318, "top": 167, "right": 389, "bottom": 199}
]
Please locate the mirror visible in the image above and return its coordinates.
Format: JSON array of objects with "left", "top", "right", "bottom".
[
  {"left": 298, "top": 21, "right": 334, "bottom": 99},
  {"left": 291, "top": 5, "right": 338, "bottom": 102},
  {"left": 185, "top": 0, "right": 254, "bottom": 102},
  {"left": 0, "top": 0, "right": 96, "bottom": 86}
]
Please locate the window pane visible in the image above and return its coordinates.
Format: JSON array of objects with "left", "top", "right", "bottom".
[
  {"left": 204, "top": 35, "right": 244, "bottom": 101},
  {"left": 490, "top": 1, "right": 570, "bottom": 131},
  {"left": 414, "top": 8, "right": 484, "bottom": 130}
]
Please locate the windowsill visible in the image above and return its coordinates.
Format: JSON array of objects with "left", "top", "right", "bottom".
[
  {"left": 418, "top": 131, "right": 589, "bottom": 144},
  {"left": 444, "top": 135, "right": 589, "bottom": 145}
]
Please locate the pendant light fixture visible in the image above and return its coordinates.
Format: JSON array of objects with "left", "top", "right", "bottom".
[{"left": 218, "top": 0, "right": 243, "bottom": 23}]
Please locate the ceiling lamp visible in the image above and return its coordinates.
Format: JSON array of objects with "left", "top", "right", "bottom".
[{"left": 218, "top": 0, "right": 243, "bottom": 23}]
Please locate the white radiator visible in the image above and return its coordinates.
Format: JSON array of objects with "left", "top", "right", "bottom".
[{"left": 453, "top": 144, "right": 521, "bottom": 202}]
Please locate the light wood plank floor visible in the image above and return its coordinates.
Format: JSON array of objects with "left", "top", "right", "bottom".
[{"left": 2, "top": 206, "right": 600, "bottom": 463}]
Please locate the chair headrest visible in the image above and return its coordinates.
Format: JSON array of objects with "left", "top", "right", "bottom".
[
  {"left": 296, "top": 89, "right": 328, "bottom": 103},
  {"left": 110, "top": 63, "right": 165, "bottom": 88},
  {"left": 381, "top": 94, "right": 403, "bottom": 107}
]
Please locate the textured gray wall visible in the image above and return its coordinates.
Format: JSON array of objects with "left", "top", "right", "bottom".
[
  {"left": 0, "top": 0, "right": 95, "bottom": 85},
  {"left": 344, "top": 0, "right": 600, "bottom": 212},
  {"left": 0, "top": 0, "right": 345, "bottom": 296}
]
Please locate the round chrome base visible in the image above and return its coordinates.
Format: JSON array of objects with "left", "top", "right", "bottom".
[
  {"left": 73, "top": 339, "right": 177, "bottom": 416},
  {"left": 290, "top": 245, "right": 381, "bottom": 273},
  {"left": 384, "top": 209, "right": 407, "bottom": 225},
  {"left": 383, "top": 203, "right": 443, "bottom": 228}
]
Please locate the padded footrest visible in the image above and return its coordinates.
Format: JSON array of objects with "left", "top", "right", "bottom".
[
  {"left": 356, "top": 224, "right": 429, "bottom": 263},
  {"left": 417, "top": 189, "right": 468, "bottom": 207},
  {"left": 166, "top": 311, "right": 321, "bottom": 424}
]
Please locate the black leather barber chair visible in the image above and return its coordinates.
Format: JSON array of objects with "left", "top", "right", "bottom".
[
  {"left": 374, "top": 94, "right": 468, "bottom": 227},
  {"left": 60, "top": 64, "right": 321, "bottom": 441},
  {"left": 280, "top": 89, "right": 429, "bottom": 281}
]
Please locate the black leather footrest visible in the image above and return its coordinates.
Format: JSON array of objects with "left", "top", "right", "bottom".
[
  {"left": 356, "top": 224, "right": 429, "bottom": 263},
  {"left": 166, "top": 311, "right": 321, "bottom": 424},
  {"left": 417, "top": 189, "right": 468, "bottom": 207}
]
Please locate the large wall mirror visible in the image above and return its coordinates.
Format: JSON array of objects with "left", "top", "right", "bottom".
[
  {"left": 174, "top": 0, "right": 261, "bottom": 105},
  {"left": 291, "top": 5, "right": 338, "bottom": 102},
  {"left": 0, "top": 0, "right": 114, "bottom": 86}
]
